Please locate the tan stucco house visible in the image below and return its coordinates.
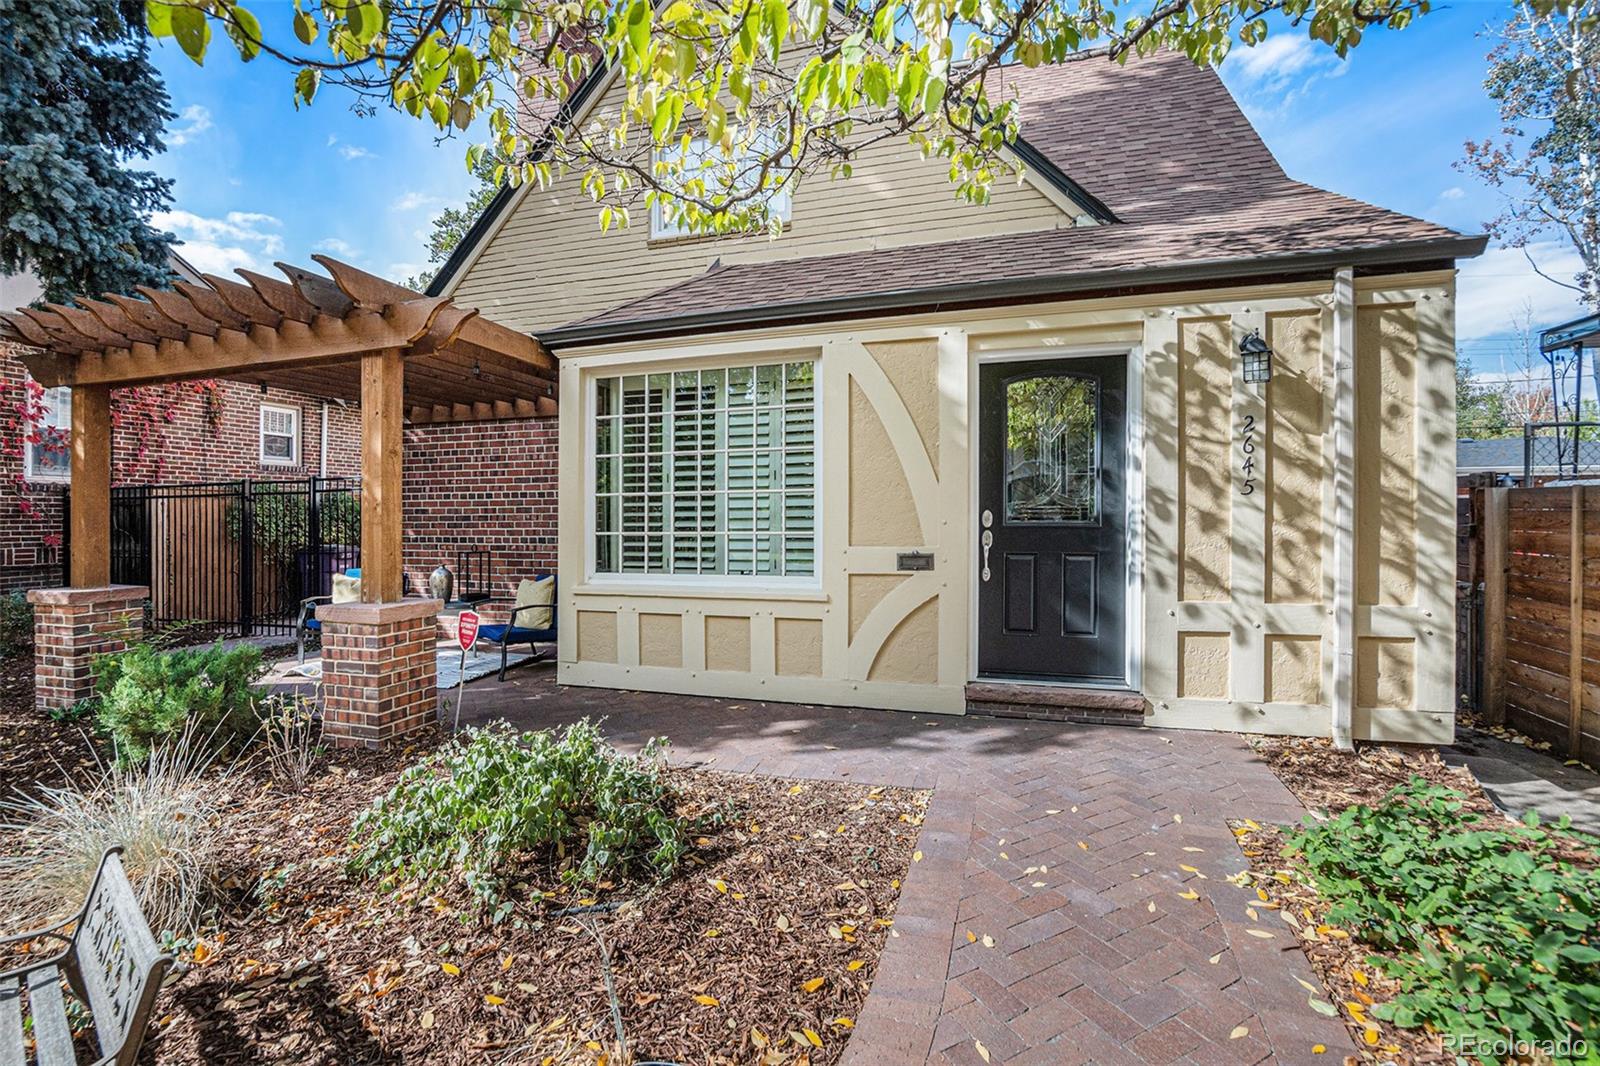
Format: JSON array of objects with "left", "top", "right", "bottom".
[{"left": 430, "top": 51, "right": 1485, "bottom": 744}]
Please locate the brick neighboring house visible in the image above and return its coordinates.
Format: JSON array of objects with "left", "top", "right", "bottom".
[
  {"left": 0, "top": 339, "right": 364, "bottom": 593},
  {"left": 0, "top": 265, "right": 558, "bottom": 608}
]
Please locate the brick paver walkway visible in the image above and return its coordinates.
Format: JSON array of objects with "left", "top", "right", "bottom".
[{"left": 457, "top": 665, "right": 1354, "bottom": 1065}]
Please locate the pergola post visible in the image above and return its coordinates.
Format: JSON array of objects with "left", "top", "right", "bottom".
[
  {"left": 69, "top": 385, "right": 111, "bottom": 586},
  {"left": 318, "top": 346, "right": 440, "bottom": 748},
  {"left": 27, "top": 384, "right": 147, "bottom": 710},
  {"left": 360, "top": 348, "right": 404, "bottom": 603}
]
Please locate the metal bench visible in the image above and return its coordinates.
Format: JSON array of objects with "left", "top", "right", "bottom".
[{"left": 1, "top": 847, "right": 173, "bottom": 1066}]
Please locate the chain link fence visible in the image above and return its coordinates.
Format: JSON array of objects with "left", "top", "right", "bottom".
[{"left": 1523, "top": 423, "right": 1600, "bottom": 483}]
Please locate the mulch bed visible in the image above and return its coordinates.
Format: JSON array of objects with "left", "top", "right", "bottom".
[
  {"left": 138, "top": 730, "right": 925, "bottom": 1066},
  {"left": 0, "top": 650, "right": 99, "bottom": 800},
  {"left": 1247, "top": 733, "right": 1492, "bottom": 816}
]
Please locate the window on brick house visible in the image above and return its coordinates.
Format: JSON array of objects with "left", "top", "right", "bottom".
[
  {"left": 25, "top": 384, "right": 70, "bottom": 481},
  {"left": 260, "top": 403, "right": 300, "bottom": 465},
  {"left": 592, "top": 361, "right": 816, "bottom": 578}
]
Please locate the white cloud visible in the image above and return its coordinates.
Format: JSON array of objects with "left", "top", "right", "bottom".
[
  {"left": 151, "top": 209, "right": 285, "bottom": 275},
  {"left": 392, "top": 191, "right": 448, "bottom": 212},
  {"left": 1456, "top": 240, "right": 1587, "bottom": 342},
  {"left": 1224, "top": 35, "right": 1349, "bottom": 115},
  {"left": 338, "top": 144, "right": 375, "bottom": 161},
  {"left": 314, "top": 237, "right": 359, "bottom": 258},
  {"left": 1439, "top": 187, "right": 1466, "bottom": 201},
  {"left": 1230, "top": 35, "right": 1324, "bottom": 82},
  {"left": 388, "top": 262, "right": 425, "bottom": 283},
  {"left": 167, "top": 104, "right": 213, "bottom": 148}
]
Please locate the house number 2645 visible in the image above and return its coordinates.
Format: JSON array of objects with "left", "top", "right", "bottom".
[{"left": 1239, "top": 414, "right": 1258, "bottom": 495}]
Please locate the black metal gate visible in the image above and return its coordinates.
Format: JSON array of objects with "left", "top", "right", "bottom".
[{"left": 76, "top": 477, "right": 360, "bottom": 640}]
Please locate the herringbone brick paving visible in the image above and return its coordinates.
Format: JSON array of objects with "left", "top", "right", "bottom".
[{"left": 459, "top": 667, "right": 1354, "bottom": 1065}]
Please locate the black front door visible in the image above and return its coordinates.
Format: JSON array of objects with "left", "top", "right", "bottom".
[{"left": 978, "top": 356, "right": 1127, "bottom": 683}]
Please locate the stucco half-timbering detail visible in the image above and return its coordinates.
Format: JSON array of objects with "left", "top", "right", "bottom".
[{"left": 556, "top": 273, "right": 1458, "bottom": 743}]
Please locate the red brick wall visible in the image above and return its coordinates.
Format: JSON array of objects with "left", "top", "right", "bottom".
[
  {"left": 0, "top": 344, "right": 362, "bottom": 593},
  {"left": 403, "top": 417, "right": 559, "bottom": 621}
]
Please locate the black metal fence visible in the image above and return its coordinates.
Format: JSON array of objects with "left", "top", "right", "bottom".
[
  {"left": 63, "top": 477, "right": 360, "bottom": 640},
  {"left": 1523, "top": 422, "right": 1600, "bottom": 483}
]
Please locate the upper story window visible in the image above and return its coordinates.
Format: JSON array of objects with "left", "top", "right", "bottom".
[
  {"left": 649, "top": 133, "right": 794, "bottom": 240},
  {"left": 593, "top": 360, "right": 816, "bottom": 578},
  {"left": 260, "top": 403, "right": 300, "bottom": 465},
  {"left": 26, "top": 384, "right": 70, "bottom": 481}
]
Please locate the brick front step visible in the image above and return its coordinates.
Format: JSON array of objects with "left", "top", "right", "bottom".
[{"left": 965, "top": 681, "right": 1147, "bottom": 725}]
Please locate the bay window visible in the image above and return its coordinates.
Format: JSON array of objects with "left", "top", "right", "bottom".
[{"left": 593, "top": 360, "right": 816, "bottom": 578}]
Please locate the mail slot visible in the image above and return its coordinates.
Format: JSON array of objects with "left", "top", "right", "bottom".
[{"left": 897, "top": 552, "right": 935, "bottom": 572}]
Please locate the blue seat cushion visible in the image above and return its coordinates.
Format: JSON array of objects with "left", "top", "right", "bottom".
[
  {"left": 304, "top": 618, "right": 321, "bottom": 631},
  {"left": 478, "top": 624, "right": 557, "bottom": 645}
]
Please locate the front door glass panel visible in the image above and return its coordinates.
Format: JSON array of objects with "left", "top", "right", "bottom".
[{"left": 1004, "top": 375, "right": 1099, "bottom": 524}]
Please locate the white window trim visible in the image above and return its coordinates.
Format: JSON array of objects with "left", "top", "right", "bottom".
[
  {"left": 259, "top": 403, "right": 300, "bottom": 466},
  {"left": 25, "top": 383, "right": 71, "bottom": 483},
  {"left": 584, "top": 358, "right": 822, "bottom": 587}
]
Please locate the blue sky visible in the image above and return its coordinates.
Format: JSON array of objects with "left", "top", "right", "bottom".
[{"left": 144, "top": 0, "right": 1576, "bottom": 376}]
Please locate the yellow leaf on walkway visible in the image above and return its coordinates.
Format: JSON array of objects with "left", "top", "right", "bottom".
[
  {"left": 848, "top": 960, "right": 864, "bottom": 971},
  {"left": 1245, "top": 929, "right": 1275, "bottom": 939},
  {"left": 1178, "top": 890, "right": 1199, "bottom": 901},
  {"left": 913, "top": 850, "right": 923, "bottom": 862},
  {"left": 1230, "top": 1026, "right": 1249, "bottom": 1039},
  {"left": 834, "top": 1017, "right": 854, "bottom": 1028},
  {"left": 975, "top": 1039, "right": 991, "bottom": 1062},
  {"left": 440, "top": 962, "right": 460, "bottom": 976},
  {"left": 693, "top": 994, "right": 720, "bottom": 1007},
  {"left": 803, "top": 977, "right": 826, "bottom": 993},
  {"left": 485, "top": 994, "right": 505, "bottom": 1006},
  {"left": 802, "top": 1029, "right": 822, "bottom": 1047},
  {"left": 1312, "top": 1045, "right": 1326, "bottom": 1054}
]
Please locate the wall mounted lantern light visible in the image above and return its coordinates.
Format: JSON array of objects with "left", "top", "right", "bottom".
[{"left": 1239, "top": 329, "right": 1274, "bottom": 384}]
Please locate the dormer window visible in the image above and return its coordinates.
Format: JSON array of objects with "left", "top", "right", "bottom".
[{"left": 649, "top": 133, "right": 793, "bottom": 240}]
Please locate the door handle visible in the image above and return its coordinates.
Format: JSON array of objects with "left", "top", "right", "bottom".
[{"left": 981, "top": 529, "right": 993, "bottom": 582}]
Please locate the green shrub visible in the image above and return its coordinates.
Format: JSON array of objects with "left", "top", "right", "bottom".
[
  {"left": 349, "top": 721, "right": 690, "bottom": 919},
  {"left": 94, "top": 642, "right": 266, "bottom": 766},
  {"left": 1287, "top": 779, "right": 1600, "bottom": 1054},
  {"left": 0, "top": 590, "right": 32, "bottom": 659}
]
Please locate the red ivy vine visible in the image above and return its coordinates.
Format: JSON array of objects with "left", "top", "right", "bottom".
[{"left": 0, "top": 375, "right": 226, "bottom": 527}]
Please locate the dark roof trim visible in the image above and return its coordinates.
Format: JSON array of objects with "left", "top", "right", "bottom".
[
  {"left": 540, "top": 234, "right": 1488, "bottom": 349},
  {"left": 1007, "top": 136, "right": 1118, "bottom": 224},
  {"left": 426, "top": 64, "right": 614, "bottom": 297},
  {"left": 1541, "top": 310, "right": 1600, "bottom": 353}
]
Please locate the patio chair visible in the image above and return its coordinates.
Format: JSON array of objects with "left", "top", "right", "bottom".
[
  {"left": 297, "top": 567, "right": 361, "bottom": 664},
  {"left": 476, "top": 575, "right": 557, "bottom": 681}
]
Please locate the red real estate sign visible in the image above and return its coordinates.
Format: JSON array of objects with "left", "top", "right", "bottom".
[{"left": 457, "top": 610, "right": 480, "bottom": 651}]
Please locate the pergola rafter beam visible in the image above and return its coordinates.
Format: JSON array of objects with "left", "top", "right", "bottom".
[
  {"left": 1, "top": 257, "right": 558, "bottom": 632},
  {"left": 0, "top": 257, "right": 559, "bottom": 428}
]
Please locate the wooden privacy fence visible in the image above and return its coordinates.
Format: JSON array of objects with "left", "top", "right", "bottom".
[{"left": 1482, "top": 486, "right": 1600, "bottom": 760}]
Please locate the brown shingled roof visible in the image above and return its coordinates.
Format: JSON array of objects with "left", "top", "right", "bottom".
[{"left": 542, "top": 51, "right": 1483, "bottom": 346}]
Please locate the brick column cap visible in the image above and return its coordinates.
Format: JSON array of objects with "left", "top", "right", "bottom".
[
  {"left": 316, "top": 598, "right": 444, "bottom": 625},
  {"left": 27, "top": 585, "right": 150, "bottom": 607}
]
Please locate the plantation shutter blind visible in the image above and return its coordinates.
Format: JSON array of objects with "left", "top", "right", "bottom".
[{"left": 593, "top": 361, "right": 816, "bottom": 577}]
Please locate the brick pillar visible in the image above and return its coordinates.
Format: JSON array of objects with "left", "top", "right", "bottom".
[
  {"left": 26, "top": 585, "right": 148, "bottom": 711},
  {"left": 318, "top": 598, "right": 442, "bottom": 748}
]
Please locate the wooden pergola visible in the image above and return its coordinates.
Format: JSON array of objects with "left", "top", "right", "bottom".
[{"left": 1, "top": 257, "right": 556, "bottom": 604}]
